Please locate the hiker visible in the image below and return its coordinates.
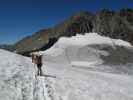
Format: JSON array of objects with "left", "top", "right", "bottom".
[
  {"left": 31, "top": 53, "right": 43, "bottom": 76},
  {"left": 36, "top": 55, "right": 43, "bottom": 76}
]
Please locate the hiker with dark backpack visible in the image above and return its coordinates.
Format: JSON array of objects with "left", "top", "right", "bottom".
[
  {"left": 31, "top": 53, "right": 43, "bottom": 76},
  {"left": 36, "top": 55, "right": 43, "bottom": 76}
]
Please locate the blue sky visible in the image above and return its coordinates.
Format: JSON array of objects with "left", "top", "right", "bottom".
[{"left": 0, "top": 0, "right": 133, "bottom": 44}]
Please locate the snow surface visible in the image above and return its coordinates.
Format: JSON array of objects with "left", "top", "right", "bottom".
[
  {"left": 40, "top": 33, "right": 133, "bottom": 100},
  {"left": 0, "top": 33, "right": 133, "bottom": 100},
  {"left": 0, "top": 49, "right": 52, "bottom": 100},
  {"left": 71, "top": 61, "right": 98, "bottom": 68},
  {"left": 55, "top": 33, "right": 132, "bottom": 47},
  {"left": 42, "top": 33, "right": 132, "bottom": 56}
]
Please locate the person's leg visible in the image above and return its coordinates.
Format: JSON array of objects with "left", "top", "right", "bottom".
[
  {"left": 39, "top": 63, "right": 42, "bottom": 76},
  {"left": 38, "top": 68, "right": 41, "bottom": 76},
  {"left": 37, "top": 64, "right": 40, "bottom": 75},
  {"left": 39, "top": 69, "right": 41, "bottom": 76},
  {"left": 40, "top": 67, "right": 42, "bottom": 75},
  {"left": 37, "top": 64, "right": 42, "bottom": 76}
]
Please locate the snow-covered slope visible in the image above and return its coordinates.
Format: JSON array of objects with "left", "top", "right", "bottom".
[
  {"left": 40, "top": 33, "right": 133, "bottom": 100},
  {"left": 0, "top": 49, "right": 53, "bottom": 100},
  {"left": 1, "top": 33, "right": 133, "bottom": 100},
  {"left": 42, "top": 33, "right": 133, "bottom": 61},
  {"left": 0, "top": 49, "right": 34, "bottom": 100},
  {"left": 41, "top": 33, "right": 133, "bottom": 74}
]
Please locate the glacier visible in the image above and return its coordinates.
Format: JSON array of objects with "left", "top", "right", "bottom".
[{"left": 0, "top": 33, "right": 133, "bottom": 100}]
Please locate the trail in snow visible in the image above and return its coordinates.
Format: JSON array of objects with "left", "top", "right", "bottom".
[{"left": 33, "top": 76, "right": 53, "bottom": 100}]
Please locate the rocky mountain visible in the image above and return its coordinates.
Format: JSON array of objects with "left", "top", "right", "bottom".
[{"left": 13, "top": 8, "right": 133, "bottom": 56}]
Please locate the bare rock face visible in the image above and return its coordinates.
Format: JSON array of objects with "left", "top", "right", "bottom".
[
  {"left": 94, "top": 9, "right": 133, "bottom": 44},
  {"left": 13, "top": 9, "right": 133, "bottom": 55}
]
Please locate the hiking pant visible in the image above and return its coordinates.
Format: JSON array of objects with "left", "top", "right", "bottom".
[{"left": 37, "top": 63, "right": 42, "bottom": 76}]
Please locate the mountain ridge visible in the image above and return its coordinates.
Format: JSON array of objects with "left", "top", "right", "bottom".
[{"left": 1, "top": 8, "right": 133, "bottom": 56}]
